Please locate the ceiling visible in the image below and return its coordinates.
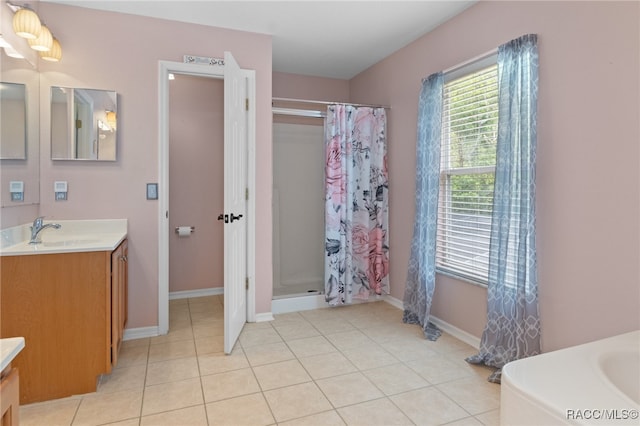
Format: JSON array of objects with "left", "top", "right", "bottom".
[{"left": 43, "top": 1, "right": 476, "bottom": 79}]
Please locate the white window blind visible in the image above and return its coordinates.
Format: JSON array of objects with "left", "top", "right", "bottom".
[{"left": 436, "top": 64, "right": 498, "bottom": 284}]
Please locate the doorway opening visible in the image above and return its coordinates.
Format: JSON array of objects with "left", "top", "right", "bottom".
[{"left": 158, "top": 57, "right": 256, "bottom": 353}]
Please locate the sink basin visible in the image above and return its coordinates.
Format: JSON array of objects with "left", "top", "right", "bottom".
[{"left": 42, "top": 239, "right": 102, "bottom": 247}]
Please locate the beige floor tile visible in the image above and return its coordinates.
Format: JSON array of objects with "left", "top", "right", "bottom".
[
  {"left": 148, "top": 339, "right": 196, "bottom": 363},
  {"left": 121, "top": 337, "right": 150, "bottom": 349},
  {"left": 201, "top": 368, "right": 261, "bottom": 402},
  {"left": 72, "top": 388, "right": 143, "bottom": 425},
  {"left": 243, "top": 341, "right": 295, "bottom": 366},
  {"left": 98, "top": 364, "right": 147, "bottom": 394},
  {"left": 446, "top": 416, "right": 484, "bottom": 425},
  {"left": 379, "top": 335, "right": 440, "bottom": 362},
  {"left": 286, "top": 335, "right": 337, "bottom": 358},
  {"left": 300, "top": 307, "right": 346, "bottom": 322},
  {"left": 278, "top": 410, "right": 346, "bottom": 426},
  {"left": 273, "top": 322, "right": 322, "bottom": 340},
  {"left": 253, "top": 359, "right": 312, "bottom": 390},
  {"left": 240, "top": 327, "right": 284, "bottom": 347},
  {"left": 191, "top": 309, "right": 223, "bottom": 324},
  {"left": 21, "top": 299, "right": 491, "bottom": 426},
  {"left": 436, "top": 376, "right": 500, "bottom": 415},
  {"left": 192, "top": 319, "right": 224, "bottom": 338},
  {"left": 141, "top": 377, "right": 204, "bottom": 416},
  {"left": 140, "top": 404, "right": 208, "bottom": 426},
  {"left": 362, "top": 363, "right": 429, "bottom": 395},
  {"left": 263, "top": 382, "right": 332, "bottom": 423},
  {"left": 475, "top": 408, "right": 501, "bottom": 426},
  {"left": 198, "top": 348, "right": 250, "bottom": 375},
  {"left": 390, "top": 387, "right": 469, "bottom": 425},
  {"left": 298, "top": 351, "right": 358, "bottom": 380},
  {"left": 324, "top": 330, "right": 374, "bottom": 351},
  {"left": 431, "top": 333, "right": 478, "bottom": 355},
  {"left": 337, "top": 398, "right": 413, "bottom": 426},
  {"left": 149, "top": 324, "right": 194, "bottom": 345},
  {"left": 312, "top": 318, "right": 357, "bottom": 334},
  {"left": 145, "top": 356, "right": 200, "bottom": 386},
  {"left": 272, "top": 312, "right": 308, "bottom": 325},
  {"left": 360, "top": 323, "right": 423, "bottom": 344},
  {"left": 20, "top": 397, "right": 81, "bottom": 426},
  {"left": 195, "top": 335, "right": 225, "bottom": 355},
  {"left": 341, "top": 342, "right": 399, "bottom": 370},
  {"left": 315, "top": 372, "right": 384, "bottom": 408},
  {"left": 116, "top": 344, "right": 149, "bottom": 369},
  {"left": 205, "top": 393, "right": 275, "bottom": 426},
  {"left": 405, "top": 353, "right": 471, "bottom": 384}
]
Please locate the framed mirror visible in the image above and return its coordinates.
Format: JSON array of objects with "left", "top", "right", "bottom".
[
  {"left": 0, "top": 82, "right": 27, "bottom": 159},
  {"left": 51, "top": 86, "right": 117, "bottom": 161}
]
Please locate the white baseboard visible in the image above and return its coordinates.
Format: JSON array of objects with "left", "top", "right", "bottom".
[
  {"left": 123, "top": 326, "right": 160, "bottom": 341},
  {"left": 169, "top": 287, "right": 223, "bottom": 300},
  {"left": 255, "top": 312, "right": 274, "bottom": 322},
  {"left": 383, "top": 295, "right": 480, "bottom": 349}
]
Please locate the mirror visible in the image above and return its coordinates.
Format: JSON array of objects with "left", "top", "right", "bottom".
[
  {"left": 0, "top": 82, "right": 27, "bottom": 159},
  {"left": 0, "top": 53, "right": 39, "bottom": 208},
  {"left": 51, "top": 87, "right": 117, "bottom": 161}
]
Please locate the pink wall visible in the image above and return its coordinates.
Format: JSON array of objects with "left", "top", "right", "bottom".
[
  {"left": 36, "top": 3, "right": 273, "bottom": 327},
  {"left": 169, "top": 75, "right": 224, "bottom": 293},
  {"left": 350, "top": 1, "right": 640, "bottom": 351}
]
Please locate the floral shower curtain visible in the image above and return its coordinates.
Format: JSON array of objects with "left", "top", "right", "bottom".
[{"left": 324, "top": 105, "right": 389, "bottom": 306}]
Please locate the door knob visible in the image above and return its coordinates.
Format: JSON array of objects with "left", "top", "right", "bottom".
[{"left": 230, "top": 213, "right": 243, "bottom": 223}]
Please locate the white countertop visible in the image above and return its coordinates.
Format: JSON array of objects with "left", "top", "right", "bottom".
[
  {"left": 0, "top": 337, "right": 25, "bottom": 372},
  {"left": 1, "top": 219, "right": 127, "bottom": 256}
]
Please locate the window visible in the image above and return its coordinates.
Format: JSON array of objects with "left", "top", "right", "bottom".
[{"left": 436, "top": 63, "right": 498, "bottom": 284}]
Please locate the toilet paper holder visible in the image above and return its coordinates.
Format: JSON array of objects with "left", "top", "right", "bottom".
[{"left": 175, "top": 226, "right": 195, "bottom": 234}]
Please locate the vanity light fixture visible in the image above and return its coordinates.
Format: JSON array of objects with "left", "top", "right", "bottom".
[
  {"left": 27, "top": 23, "right": 51, "bottom": 51},
  {"left": 12, "top": 6, "right": 41, "bottom": 40},
  {"left": 7, "top": 2, "right": 63, "bottom": 61},
  {"left": 106, "top": 111, "right": 117, "bottom": 129},
  {"left": 39, "top": 36, "right": 61, "bottom": 61}
]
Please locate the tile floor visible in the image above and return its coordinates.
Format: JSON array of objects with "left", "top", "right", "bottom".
[{"left": 20, "top": 296, "right": 501, "bottom": 425}]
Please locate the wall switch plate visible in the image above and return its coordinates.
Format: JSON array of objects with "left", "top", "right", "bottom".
[
  {"left": 9, "top": 181, "right": 24, "bottom": 201},
  {"left": 54, "top": 181, "right": 68, "bottom": 201},
  {"left": 147, "top": 183, "right": 158, "bottom": 200}
]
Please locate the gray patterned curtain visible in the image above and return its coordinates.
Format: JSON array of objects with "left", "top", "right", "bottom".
[
  {"left": 466, "top": 34, "right": 541, "bottom": 383},
  {"left": 402, "top": 73, "right": 444, "bottom": 341}
]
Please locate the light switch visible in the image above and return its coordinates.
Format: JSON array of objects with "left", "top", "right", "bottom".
[{"left": 147, "top": 183, "right": 158, "bottom": 200}]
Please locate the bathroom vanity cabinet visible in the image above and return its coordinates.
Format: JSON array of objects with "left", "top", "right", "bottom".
[{"left": 0, "top": 239, "right": 128, "bottom": 404}]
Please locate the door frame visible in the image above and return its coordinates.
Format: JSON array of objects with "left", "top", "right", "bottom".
[{"left": 158, "top": 60, "right": 256, "bottom": 335}]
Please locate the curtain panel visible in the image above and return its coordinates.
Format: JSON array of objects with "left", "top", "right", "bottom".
[
  {"left": 402, "top": 73, "right": 444, "bottom": 341},
  {"left": 324, "top": 105, "right": 389, "bottom": 306},
  {"left": 466, "top": 34, "right": 541, "bottom": 383}
]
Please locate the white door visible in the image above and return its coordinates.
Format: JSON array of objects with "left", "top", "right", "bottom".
[{"left": 223, "top": 51, "right": 247, "bottom": 354}]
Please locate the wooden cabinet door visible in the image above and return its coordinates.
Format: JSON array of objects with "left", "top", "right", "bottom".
[{"left": 111, "top": 240, "right": 128, "bottom": 367}]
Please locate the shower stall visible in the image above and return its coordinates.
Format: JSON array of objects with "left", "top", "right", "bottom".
[{"left": 272, "top": 118, "right": 325, "bottom": 299}]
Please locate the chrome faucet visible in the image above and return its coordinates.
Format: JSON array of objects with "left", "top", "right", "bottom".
[{"left": 29, "top": 216, "right": 61, "bottom": 244}]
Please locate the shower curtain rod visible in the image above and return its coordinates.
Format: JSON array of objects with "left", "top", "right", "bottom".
[{"left": 272, "top": 97, "right": 391, "bottom": 110}]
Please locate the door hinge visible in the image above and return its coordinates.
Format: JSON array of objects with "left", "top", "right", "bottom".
[
  {"left": 245, "top": 98, "right": 249, "bottom": 111},
  {"left": 245, "top": 188, "right": 249, "bottom": 200},
  {"left": 245, "top": 277, "right": 249, "bottom": 290}
]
